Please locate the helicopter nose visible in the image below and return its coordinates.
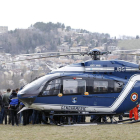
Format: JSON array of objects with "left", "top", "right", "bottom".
[
  {"left": 18, "top": 90, "right": 25, "bottom": 95},
  {"left": 18, "top": 95, "right": 36, "bottom": 106},
  {"left": 17, "top": 86, "right": 40, "bottom": 106},
  {"left": 18, "top": 90, "right": 37, "bottom": 106},
  {"left": 18, "top": 89, "right": 38, "bottom": 97},
  {"left": 18, "top": 83, "right": 41, "bottom": 97}
]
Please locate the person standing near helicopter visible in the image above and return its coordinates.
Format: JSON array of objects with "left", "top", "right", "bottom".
[
  {"left": 2, "top": 89, "right": 11, "bottom": 124},
  {"left": 9, "top": 90, "right": 19, "bottom": 126},
  {"left": 129, "top": 104, "right": 139, "bottom": 120}
]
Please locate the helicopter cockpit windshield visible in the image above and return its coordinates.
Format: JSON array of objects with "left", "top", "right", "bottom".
[{"left": 18, "top": 73, "right": 61, "bottom": 97}]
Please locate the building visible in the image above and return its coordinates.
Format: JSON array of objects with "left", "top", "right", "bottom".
[
  {"left": 80, "top": 46, "right": 89, "bottom": 52},
  {"left": 0, "top": 26, "right": 8, "bottom": 33},
  {"left": 57, "top": 42, "right": 70, "bottom": 52},
  {"left": 70, "top": 46, "right": 81, "bottom": 52},
  {"left": 108, "top": 46, "right": 118, "bottom": 51}
]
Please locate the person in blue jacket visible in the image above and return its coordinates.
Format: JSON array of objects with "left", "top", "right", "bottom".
[{"left": 9, "top": 90, "right": 19, "bottom": 126}]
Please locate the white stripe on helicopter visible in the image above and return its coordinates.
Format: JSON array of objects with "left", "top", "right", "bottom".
[
  {"left": 86, "top": 67, "right": 139, "bottom": 72},
  {"left": 30, "top": 74, "right": 140, "bottom": 113},
  {"left": 52, "top": 66, "right": 84, "bottom": 72},
  {"left": 52, "top": 66, "right": 139, "bottom": 73}
]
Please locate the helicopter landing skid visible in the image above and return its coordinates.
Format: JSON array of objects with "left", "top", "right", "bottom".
[
  {"left": 117, "top": 118, "right": 135, "bottom": 123},
  {"left": 55, "top": 117, "right": 140, "bottom": 126},
  {"left": 61, "top": 119, "right": 140, "bottom": 126},
  {"left": 46, "top": 112, "right": 139, "bottom": 126},
  {"left": 121, "top": 119, "right": 140, "bottom": 124}
]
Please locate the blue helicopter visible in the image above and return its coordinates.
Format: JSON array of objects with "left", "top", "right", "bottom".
[{"left": 17, "top": 49, "right": 140, "bottom": 122}]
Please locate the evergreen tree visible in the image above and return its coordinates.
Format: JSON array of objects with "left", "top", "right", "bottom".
[
  {"left": 136, "top": 35, "right": 139, "bottom": 39},
  {"left": 61, "top": 24, "right": 65, "bottom": 30},
  {"left": 66, "top": 26, "right": 71, "bottom": 31}
]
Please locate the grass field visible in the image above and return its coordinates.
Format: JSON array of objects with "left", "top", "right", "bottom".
[{"left": 1, "top": 120, "right": 140, "bottom": 140}]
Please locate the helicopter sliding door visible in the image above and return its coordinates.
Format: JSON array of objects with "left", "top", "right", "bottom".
[
  {"left": 87, "top": 78, "right": 123, "bottom": 107},
  {"left": 61, "top": 77, "right": 88, "bottom": 106}
]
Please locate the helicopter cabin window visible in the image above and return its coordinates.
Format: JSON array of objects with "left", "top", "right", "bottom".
[
  {"left": 94, "top": 81, "right": 108, "bottom": 92},
  {"left": 63, "top": 79, "right": 86, "bottom": 95},
  {"left": 42, "top": 78, "right": 61, "bottom": 96},
  {"left": 89, "top": 79, "right": 123, "bottom": 94},
  {"left": 114, "top": 81, "right": 124, "bottom": 92}
]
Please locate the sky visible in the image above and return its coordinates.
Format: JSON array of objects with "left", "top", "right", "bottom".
[{"left": 0, "top": 0, "right": 140, "bottom": 38}]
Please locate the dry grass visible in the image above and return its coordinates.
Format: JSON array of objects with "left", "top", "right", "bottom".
[{"left": 1, "top": 119, "right": 140, "bottom": 140}]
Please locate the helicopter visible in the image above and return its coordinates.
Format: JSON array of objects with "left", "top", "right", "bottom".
[{"left": 15, "top": 48, "right": 140, "bottom": 124}]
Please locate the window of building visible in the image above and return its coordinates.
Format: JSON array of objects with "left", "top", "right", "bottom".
[
  {"left": 42, "top": 78, "right": 61, "bottom": 96},
  {"left": 63, "top": 79, "right": 86, "bottom": 95}
]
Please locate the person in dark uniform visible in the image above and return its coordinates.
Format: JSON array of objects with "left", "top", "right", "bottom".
[
  {"left": 0, "top": 94, "right": 4, "bottom": 124},
  {"left": 9, "top": 90, "right": 19, "bottom": 126},
  {"left": 2, "top": 89, "right": 11, "bottom": 124}
]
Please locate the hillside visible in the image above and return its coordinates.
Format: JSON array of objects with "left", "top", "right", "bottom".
[
  {"left": 0, "top": 22, "right": 112, "bottom": 54},
  {"left": 118, "top": 39, "right": 140, "bottom": 49}
]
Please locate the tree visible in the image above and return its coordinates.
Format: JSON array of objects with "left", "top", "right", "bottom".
[
  {"left": 136, "top": 35, "right": 139, "bottom": 39},
  {"left": 61, "top": 24, "right": 65, "bottom": 30},
  {"left": 56, "top": 22, "right": 62, "bottom": 28},
  {"left": 66, "top": 26, "right": 71, "bottom": 31}
]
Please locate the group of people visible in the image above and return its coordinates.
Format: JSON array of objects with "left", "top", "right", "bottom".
[
  {"left": 0, "top": 88, "right": 19, "bottom": 126},
  {"left": 0, "top": 88, "right": 51, "bottom": 126}
]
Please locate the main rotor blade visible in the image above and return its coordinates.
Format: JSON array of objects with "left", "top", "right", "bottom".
[
  {"left": 2, "top": 53, "right": 82, "bottom": 64},
  {"left": 17, "top": 51, "right": 87, "bottom": 56},
  {"left": 114, "top": 49, "right": 140, "bottom": 52},
  {"left": 120, "top": 53, "right": 140, "bottom": 56}
]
